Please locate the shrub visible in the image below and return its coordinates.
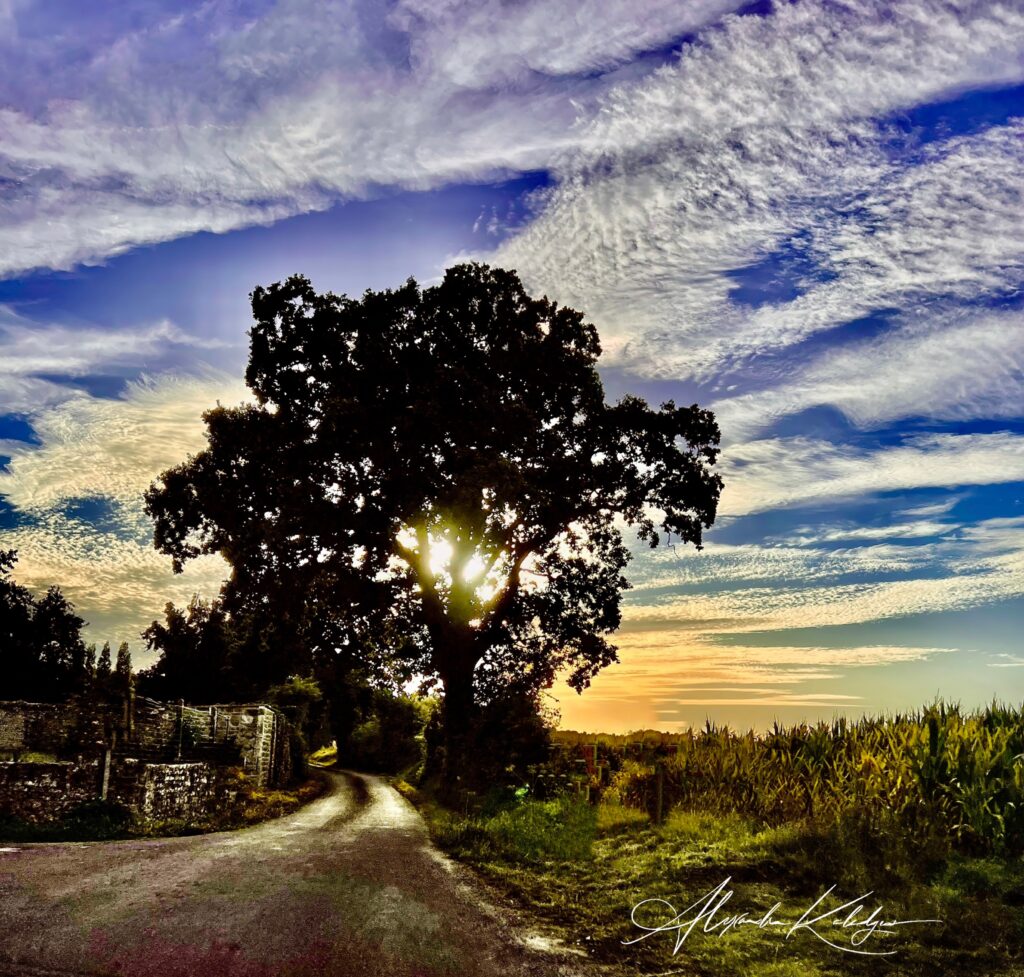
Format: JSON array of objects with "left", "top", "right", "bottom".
[
  {"left": 347, "top": 692, "right": 428, "bottom": 774},
  {"left": 482, "top": 795, "right": 597, "bottom": 863},
  {"left": 62, "top": 799, "right": 133, "bottom": 839}
]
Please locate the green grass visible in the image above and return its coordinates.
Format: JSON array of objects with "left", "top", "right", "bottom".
[{"left": 403, "top": 784, "right": 1024, "bottom": 977}]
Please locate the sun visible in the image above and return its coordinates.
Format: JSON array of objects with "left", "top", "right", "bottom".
[{"left": 427, "top": 537, "right": 454, "bottom": 578}]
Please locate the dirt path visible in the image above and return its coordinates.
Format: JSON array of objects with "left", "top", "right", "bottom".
[{"left": 0, "top": 772, "right": 630, "bottom": 977}]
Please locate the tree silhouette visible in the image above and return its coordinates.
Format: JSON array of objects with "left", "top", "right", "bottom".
[
  {"left": 137, "top": 597, "right": 234, "bottom": 703},
  {"left": 0, "top": 549, "right": 91, "bottom": 702},
  {"left": 146, "top": 264, "right": 722, "bottom": 783},
  {"left": 96, "top": 642, "right": 112, "bottom": 684},
  {"left": 114, "top": 642, "right": 132, "bottom": 695}
]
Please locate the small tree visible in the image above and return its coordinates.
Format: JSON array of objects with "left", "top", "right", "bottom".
[
  {"left": 146, "top": 264, "right": 722, "bottom": 787},
  {"left": 96, "top": 642, "right": 112, "bottom": 685},
  {"left": 266, "top": 674, "right": 327, "bottom": 779},
  {"left": 114, "top": 643, "right": 132, "bottom": 694}
]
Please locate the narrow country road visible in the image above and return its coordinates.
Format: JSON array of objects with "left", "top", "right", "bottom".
[{"left": 0, "top": 772, "right": 631, "bottom": 977}]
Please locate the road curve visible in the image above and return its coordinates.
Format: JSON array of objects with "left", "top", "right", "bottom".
[{"left": 0, "top": 771, "right": 628, "bottom": 977}]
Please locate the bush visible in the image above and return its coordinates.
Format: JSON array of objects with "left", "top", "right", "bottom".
[
  {"left": 483, "top": 795, "right": 597, "bottom": 863},
  {"left": 267, "top": 674, "right": 328, "bottom": 782},
  {"left": 467, "top": 693, "right": 552, "bottom": 789},
  {"left": 346, "top": 691, "right": 428, "bottom": 774},
  {"left": 62, "top": 799, "right": 133, "bottom": 839}
]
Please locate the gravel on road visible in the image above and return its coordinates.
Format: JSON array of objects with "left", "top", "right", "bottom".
[{"left": 0, "top": 771, "right": 634, "bottom": 977}]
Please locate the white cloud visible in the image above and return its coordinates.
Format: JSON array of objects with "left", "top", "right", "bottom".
[
  {"left": 4, "top": 0, "right": 1023, "bottom": 289},
  {"left": 0, "top": 0, "right": 753, "bottom": 278},
  {"left": 714, "top": 305, "right": 1024, "bottom": 441},
  {"left": 625, "top": 537, "right": 932, "bottom": 593},
  {"left": 991, "top": 654, "right": 1024, "bottom": 668},
  {"left": 618, "top": 506, "right": 1024, "bottom": 637},
  {"left": 0, "top": 373, "right": 246, "bottom": 645},
  {"left": 719, "top": 433, "right": 1024, "bottom": 517},
  {"left": 392, "top": 0, "right": 746, "bottom": 84},
  {"left": 783, "top": 521, "right": 956, "bottom": 546},
  {"left": 0, "top": 306, "right": 237, "bottom": 415},
  {"left": 1, "top": 512, "right": 229, "bottom": 650},
  {"left": 622, "top": 536, "right": 1024, "bottom": 634},
  {"left": 495, "top": 2, "right": 1024, "bottom": 382},
  {"left": 0, "top": 371, "right": 247, "bottom": 515},
  {"left": 0, "top": 312, "right": 230, "bottom": 378}
]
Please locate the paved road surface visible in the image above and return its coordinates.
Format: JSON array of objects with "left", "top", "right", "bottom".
[{"left": 0, "top": 772, "right": 629, "bottom": 977}]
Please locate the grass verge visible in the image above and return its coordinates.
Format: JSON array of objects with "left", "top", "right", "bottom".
[{"left": 398, "top": 781, "right": 1024, "bottom": 977}]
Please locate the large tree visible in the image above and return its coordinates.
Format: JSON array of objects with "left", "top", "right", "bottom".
[{"left": 146, "top": 263, "right": 722, "bottom": 782}]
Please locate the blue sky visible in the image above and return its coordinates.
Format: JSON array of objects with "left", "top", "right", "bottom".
[{"left": 0, "top": 0, "right": 1022, "bottom": 731}]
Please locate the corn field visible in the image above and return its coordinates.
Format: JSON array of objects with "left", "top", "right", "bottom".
[{"left": 552, "top": 702, "right": 1024, "bottom": 855}]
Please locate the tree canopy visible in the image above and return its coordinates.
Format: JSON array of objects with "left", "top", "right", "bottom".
[{"left": 146, "top": 263, "right": 722, "bottom": 779}]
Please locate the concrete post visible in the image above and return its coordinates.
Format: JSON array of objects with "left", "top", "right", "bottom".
[{"left": 100, "top": 747, "right": 112, "bottom": 800}]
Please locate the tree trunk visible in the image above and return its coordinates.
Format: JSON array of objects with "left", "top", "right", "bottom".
[{"left": 439, "top": 661, "right": 476, "bottom": 797}]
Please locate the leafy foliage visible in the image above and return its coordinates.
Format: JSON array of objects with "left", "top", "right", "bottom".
[
  {"left": 347, "top": 690, "right": 432, "bottom": 774},
  {"left": 136, "top": 596, "right": 240, "bottom": 702}
]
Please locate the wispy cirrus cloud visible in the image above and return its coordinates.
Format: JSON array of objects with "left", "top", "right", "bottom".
[
  {"left": 622, "top": 539, "right": 1024, "bottom": 634},
  {"left": 0, "top": 373, "right": 244, "bottom": 645},
  {"left": 0, "top": 510, "right": 229, "bottom": 647},
  {"left": 718, "top": 433, "right": 1024, "bottom": 517},
  {"left": 0, "top": 313, "right": 231, "bottom": 378},
  {"left": 0, "top": 306, "right": 236, "bottom": 412},
  {"left": 556, "top": 639, "right": 960, "bottom": 730},
  {"left": 712, "top": 304, "right": 1024, "bottom": 441},
  {"left": 497, "top": 1, "right": 1024, "bottom": 374},
  {"left": 618, "top": 508, "right": 1024, "bottom": 639},
  {"left": 0, "top": 0, "right": 749, "bottom": 278},
  {"left": 0, "top": 371, "right": 246, "bottom": 517},
  {"left": 394, "top": 0, "right": 746, "bottom": 83}
]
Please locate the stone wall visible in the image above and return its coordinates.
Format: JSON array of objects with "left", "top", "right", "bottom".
[
  {"left": 0, "top": 756, "right": 235, "bottom": 826},
  {"left": 0, "top": 695, "right": 294, "bottom": 827},
  {"left": 0, "top": 758, "right": 102, "bottom": 822},
  {"left": 208, "top": 705, "right": 280, "bottom": 786},
  {"left": 0, "top": 700, "right": 108, "bottom": 758},
  {"left": 110, "top": 758, "right": 226, "bottom": 822},
  {"left": 0, "top": 697, "right": 290, "bottom": 785}
]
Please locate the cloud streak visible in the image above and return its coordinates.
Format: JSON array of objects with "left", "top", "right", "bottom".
[
  {"left": 712, "top": 304, "right": 1024, "bottom": 441},
  {"left": 718, "top": 433, "right": 1024, "bottom": 517},
  {"left": 496, "top": 1, "right": 1024, "bottom": 388},
  {"left": 0, "top": 0, "right": 750, "bottom": 277}
]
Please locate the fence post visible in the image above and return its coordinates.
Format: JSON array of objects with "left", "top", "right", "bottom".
[{"left": 655, "top": 762, "right": 665, "bottom": 825}]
